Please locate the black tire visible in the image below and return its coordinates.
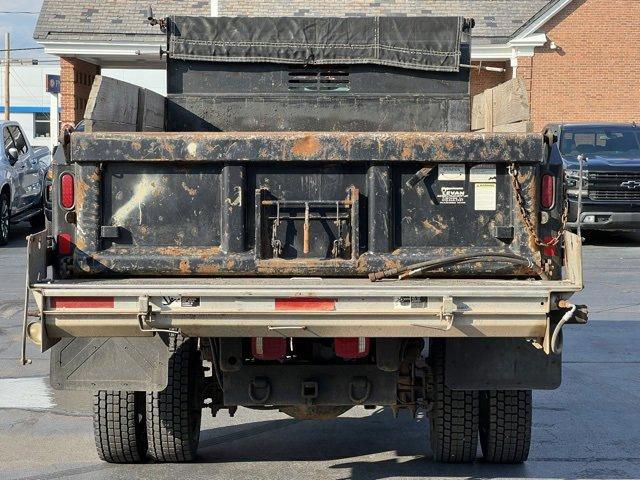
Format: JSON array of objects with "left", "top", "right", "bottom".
[
  {"left": 146, "top": 335, "right": 203, "bottom": 462},
  {"left": 0, "top": 193, "right": 10, "bottom": 246},
  {"left": 480, "top": 390, "right": 532, "bottom": 464},
  {"left": 93, "top": 391, "right": 147, "bottom": 463},
  {"left": 428, "top": 340, "right": 479, "bottom": 463}
]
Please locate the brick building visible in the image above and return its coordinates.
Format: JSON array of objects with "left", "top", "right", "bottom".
[{"left": 34, "top": 0, "right": 640, "bottom": 131}]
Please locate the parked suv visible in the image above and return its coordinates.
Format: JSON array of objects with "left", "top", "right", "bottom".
[
  {"left": 1, "top": 121, "right": 51, "bottom": 244},
  {"left": 545, "top": 123, "right": 640, "bottom": 230}
]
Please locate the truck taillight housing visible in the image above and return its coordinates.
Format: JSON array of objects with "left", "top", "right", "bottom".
[
  {"left": 541, "top": 174, "right": 555, "bottom": 209},
  {"left": 60, "top": 173, "right": 75, "bottom": 209},
  {"left": 252, "top": 337, "right": 287, "bottom": 361},
  {"left": 335, "top": 338, "right": 370, "bottom": 359},
  {"left": 57, "top": 233, "right": 72, "bottom": 255}
]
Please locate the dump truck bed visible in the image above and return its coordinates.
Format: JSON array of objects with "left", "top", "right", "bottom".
[{"left": 65, "top": 130, "right": 546, "bottom": 278}]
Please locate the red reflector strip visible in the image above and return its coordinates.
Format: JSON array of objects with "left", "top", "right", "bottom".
[
  {"left": 542, "top": 236, "right": 558, "bottom": 257},
  {"left": 57, "top": 233, "right": 72, "bottom": 255},
  {"left": 60, "top": 173, "right": 75, "bottom": 209},
  {"left": 252, "top": 337, "right": 287, "bottom": 360},
  {"left": 50, "top": 297, "right": 115, "bottom": 309},
  {"left": 335, "top": 337, "right": 370, "bottom": 359},
  {"left": 541, "top": 174, "right": 555, "bottom": 209},
  {"left": 275, "top": 298, "right": 336, "bottom": 311}
]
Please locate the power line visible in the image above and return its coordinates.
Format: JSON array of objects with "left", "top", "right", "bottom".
[
  {"left": 0, "top": 47, "right": 44, "bottom": 52},
  {"left": 0, "top": 11, "right": 39, "bottom": 14}
]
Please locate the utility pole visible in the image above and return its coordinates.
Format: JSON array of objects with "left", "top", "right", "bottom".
[{"left": 3, "top": 32, "right": 9, "bottom": 121}]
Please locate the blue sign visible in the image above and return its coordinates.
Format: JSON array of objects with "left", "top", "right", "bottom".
[{"left": 46, "top": 74, "right": 61, "bottom": 94}]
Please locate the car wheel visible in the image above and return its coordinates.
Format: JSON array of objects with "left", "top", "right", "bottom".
[
  {"left": 30, "top": 210, "right": 46, "bottom": 230},
  {"left": 0, "top": 193, "right": 10, "bottom": 246}
]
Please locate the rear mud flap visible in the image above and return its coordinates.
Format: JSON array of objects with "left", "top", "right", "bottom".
[
  {"left": 50, "top": 335, "right": 169, "bottom": 391},
  {"left": 444, "top": 337, "right": 561, "bottom": 390}
]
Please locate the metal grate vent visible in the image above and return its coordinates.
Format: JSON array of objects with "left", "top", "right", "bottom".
[
  {"left": 589, "top": 191, "right": 640, "bottom": 201},
  {"left": 589, "top": 172, "right": 640, "bottom": 182},
  {"left": 288, "top": 68, "right": 350, "bottom": 92}
]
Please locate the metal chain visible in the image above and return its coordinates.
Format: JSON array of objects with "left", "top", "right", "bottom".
[{"left": 508, "top": 164, "right": 568, "bottom": 248}]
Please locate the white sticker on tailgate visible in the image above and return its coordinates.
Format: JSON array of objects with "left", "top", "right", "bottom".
[
  {"left": 394, "top": 297, "right": 429, "bottom": 309},
  {"left": 474, "top": 183, "right": 496, "bottom": 210},
  {"left": 469, "top": 164, "right": 497, "bottom": 183},
  {"left": 438, "top": 164, "right": 465, "bottom": 181}
]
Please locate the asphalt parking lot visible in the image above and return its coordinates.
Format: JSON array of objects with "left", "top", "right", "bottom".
[{"left": 1, "top": 224, "right": 639, "bottom": 480}]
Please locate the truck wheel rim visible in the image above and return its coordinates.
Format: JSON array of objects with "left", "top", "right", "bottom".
[{"left": 1, "top": 201, "right": 8, "bottom": 240}]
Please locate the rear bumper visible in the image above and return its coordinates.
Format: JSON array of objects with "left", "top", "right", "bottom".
[
  {"left": 35, "top": 279, "right": 577, "bottom": 339},
  {"left": 568, "top": 198, "right": 640, "bottom": 230},
  {"left": 27, "top": 233, "right": 583, "bottom": 344}
]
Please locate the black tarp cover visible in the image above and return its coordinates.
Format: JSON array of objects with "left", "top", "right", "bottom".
[{"left": 168, "top": 16, "right": 466, "bottom": 72}]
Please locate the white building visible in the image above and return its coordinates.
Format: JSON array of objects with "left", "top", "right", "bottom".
[{"left": 0, "top": 63, "right": 60, "bottom": 148}]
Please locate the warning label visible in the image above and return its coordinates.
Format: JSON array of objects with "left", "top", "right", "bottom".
[
  {"left": 474, "top": 183, "right": 496, "bottom": 210},
  {"left": 437, "top": 186, "right": 468, "bottom": 205},
  {"left": 438, "top": 164, "right": 465, "bottom": 181}
]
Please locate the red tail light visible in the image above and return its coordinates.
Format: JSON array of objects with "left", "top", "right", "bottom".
[
  {"left": 60, "top": 173, "right": 75, "bottom": 209},
  {"left": 541, "top": 174, "right": 555, "bottom": 209},
  {"left": 335, "top": 338, "right": 370, "bottom": 359},
  {"left": 252, "top": 337, "right": 287, "bottom": 360},
  {"left": 57, "top": 233, "right": 72, "bottom": 255},
  {"left": 50, "top": 297, "right": 114, "bottom": 308},
  {"left": 275, "top": 298, "right": 335, "bottom": 311}
]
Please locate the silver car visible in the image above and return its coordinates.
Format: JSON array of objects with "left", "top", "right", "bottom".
[{"left": 1, "top": 121, "right": 51, "bottom": 245}]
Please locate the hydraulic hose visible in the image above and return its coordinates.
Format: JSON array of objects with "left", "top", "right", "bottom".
[
  {"left": 551, "top": 302, "right": 577, "bottom": 354},
  {"left": 368, "top": 252, "right": 537, "bottom": 281}
]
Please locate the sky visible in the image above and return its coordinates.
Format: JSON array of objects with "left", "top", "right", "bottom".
[{"left": 0, "top": 0, "right": 50, "bottom": 60}]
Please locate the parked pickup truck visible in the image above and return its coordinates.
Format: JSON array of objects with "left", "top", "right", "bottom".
[
  {"left": 1, "top": 120, "right": 50, "bottom": 244},
  {"left": 545, "top": 123, "right": 640, "bottom": 231},
  {"left": 23, "top": 16, "right": 586, "bottom": 465}
]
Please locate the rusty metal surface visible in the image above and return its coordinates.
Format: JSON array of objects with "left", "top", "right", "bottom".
[
  {"left": 70, "top": 131, "right": 545, "bottom": 164},
  {"left": 63, "top": 135, "right": 546, "bottom": 278},
  {"left": 51, "top": 129, "right": 553, "bottom": 279}
]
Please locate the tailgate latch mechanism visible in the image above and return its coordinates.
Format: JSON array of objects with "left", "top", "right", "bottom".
[
  {"left": 137, "top": 295, "right": 178, "bottom": 335},
  {"left": 410, "top": 296, "right": 456, "bottom": 331},
  {"left": 439, "top": 296, "right": 456, "bottom": 330}
]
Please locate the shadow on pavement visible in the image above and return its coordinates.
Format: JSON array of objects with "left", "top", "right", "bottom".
[{"left": 193, "top": 408, "right": 639, "bottom": 480}]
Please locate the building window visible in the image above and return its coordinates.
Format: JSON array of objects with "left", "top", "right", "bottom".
[{"left": 34, "top": 112, "right": 51, "bottom": 138}]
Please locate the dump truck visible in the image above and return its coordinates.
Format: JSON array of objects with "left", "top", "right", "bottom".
[{"left": 23, "top": 15, "right": 587, "bottom": 464}]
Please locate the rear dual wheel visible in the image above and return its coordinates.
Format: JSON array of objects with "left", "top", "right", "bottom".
[
  {"left": 427, "top": 340, "right": 532, "bottom": 464},
  {"left": 428, "top": 340, "right": 479, "bottom": 463},
  {"left": 146, "top": 335, "right": 203, "bottom": 462},
  {"left": 479, "top": 390, "right": 532, "bottom": 464},
  {"left": 93, "top": 335, "right": 204, "bottom": 463},
  {"left": 93, "top": 391, "right": 147, "bottom": 463}
]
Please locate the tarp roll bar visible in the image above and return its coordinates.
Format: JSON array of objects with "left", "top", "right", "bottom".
[{"left": 168, "top": 16, "right": 470, "bottom": 72}]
